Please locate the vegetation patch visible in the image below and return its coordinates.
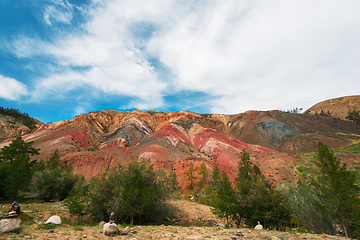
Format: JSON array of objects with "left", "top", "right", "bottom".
[{"left": 0, "top": 106, "right": 38, "bottom": 129}]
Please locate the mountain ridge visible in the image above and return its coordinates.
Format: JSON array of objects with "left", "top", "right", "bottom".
[{"left": 1, "top": 95, "right": 359, "bottom": 190}]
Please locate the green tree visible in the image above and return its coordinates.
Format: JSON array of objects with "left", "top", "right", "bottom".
[
  {"left": 30, "top": 150, "right": 80, "bottom": 202},
  {"left": 211, "top": 171, "right": 236, "bottom": 225},
  {"left": 312, "top": 142, "right": 360, "bottom": 238},
  {"left": 235, "top": 150, "right": 290, "bottom": 228},
  {"left": 0, "top": 137, "right": 39, "bottom": 198},
  {"left": 47, "top": 149, "right": 60, "bottom": 168},
  {"left": 210, "top": 165, "right": 220, "bottom": 187},
  {"left": 285, "top": 183, "right": 334, "bottom": 234},
  {"left": 346, "top": 110, "right": 360, "bottom": 124},
  {"left": 87, "top": 159, "right": 167, "bottom": 225},
  {"left": 168, "top": 171, "right": 179, "bottom": 193},
  {"left": 65, "top": 177, "right": 89, "bottom": 223},
  {"left": 197, "top": 161, "right": 208, "bottom": 192},
  {"left": 186, "top": 161, "right": 197, "bottom": 192},
  {"left": 0, "top": 137, "right": 39, "bottom": 164}
]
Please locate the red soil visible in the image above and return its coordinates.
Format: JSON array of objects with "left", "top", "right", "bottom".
[{"left": 66, "top": 130, "right": 88, "bottom": 149}]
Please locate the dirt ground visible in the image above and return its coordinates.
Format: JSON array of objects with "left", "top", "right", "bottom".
[{"left": 0, "top": 200, "right": 347, "bottom": 240}]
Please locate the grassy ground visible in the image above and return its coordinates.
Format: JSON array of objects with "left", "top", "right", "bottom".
[{"left": 0, "top": 200, "right": 348, "bottom": 240}]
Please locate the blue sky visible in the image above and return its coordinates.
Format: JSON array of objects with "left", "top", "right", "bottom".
[{"left": 1, "top": 0, "right": 360, "bottom": 123}]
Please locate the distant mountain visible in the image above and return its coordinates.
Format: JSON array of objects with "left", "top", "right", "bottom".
[
  {"left": 305, "top": 95, "right": 360, "bottom": 120},
  {"left": 0, "top": 96, "right": 359, "bottom": 190}
]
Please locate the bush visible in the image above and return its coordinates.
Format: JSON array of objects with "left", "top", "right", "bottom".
[
  {"left": 346, "top": 110, "right": 360, "bottom": 123},
  {"left": 30, "top": 150, "right": 80, "bottom": 202},
  {"left": 30, "top": 166, "right": 80, "bottom": 201},
  {"left": 87, "top": 159, "right": 167, "bottom": 225}
]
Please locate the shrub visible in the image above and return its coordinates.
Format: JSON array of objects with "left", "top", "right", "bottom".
[
  {"left": 86, "top": 159, "right": 167, "bottom": 225},
  {"left": 30, "top": 150, "right": 80, "bottom": 202}
]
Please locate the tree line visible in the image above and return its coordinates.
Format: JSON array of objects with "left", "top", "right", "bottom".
[
  {"left": 0, "top": 137, "right": 359, "bottom": 237},
  {"left": 0, "top": 106, "right": 37, "bottom": 129}
]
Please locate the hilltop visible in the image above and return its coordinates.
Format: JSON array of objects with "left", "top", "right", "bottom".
[{"left": 306, "top": 95, "right": 360, "bottom": 120}]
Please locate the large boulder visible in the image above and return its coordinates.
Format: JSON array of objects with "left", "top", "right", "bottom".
[
  {"left": 0, "top": 218, "right": 21, "bottom": 233},
  {"left": 45, "top": 215, "right": 61, "bottom": 225},
  {"left": 103, "top": 223, "right": 120, "bottom": 236},
  {"left": 254, "top": 222, "right": 263, "bottom": 230}
]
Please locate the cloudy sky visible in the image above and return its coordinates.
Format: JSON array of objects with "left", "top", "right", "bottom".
[{"left": 0, "top": 0, "right": 359, "bottom": 123}]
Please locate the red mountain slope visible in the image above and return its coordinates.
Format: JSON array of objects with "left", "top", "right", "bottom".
[{"left": 1, "top": 98, "right": 359, "bottom": 190}]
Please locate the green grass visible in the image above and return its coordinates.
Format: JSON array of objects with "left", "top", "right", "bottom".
[
  {"left": 38, "top": 223, "right": 57, "bottom": 230},
  {"left": 335, "top": 141, "right": 360, "bottom": 154}
]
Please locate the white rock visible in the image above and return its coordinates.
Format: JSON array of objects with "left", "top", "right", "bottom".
[
  {"left": 216, "top": 223, "right": 225, "bottom": 228},
  {"left": 103, "top": 223, "right": 119, "bottom": 236},
  {"left": 45, "top": 215, "right": 61, "bottom": 225},
  {"left": 0, "top": 218, "right": 21, "bottom": 233},
  {"left": 254, "top": 224, "right": 263, "bottom": 230}
]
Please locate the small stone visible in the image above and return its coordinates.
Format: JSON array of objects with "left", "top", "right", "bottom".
[
  {"left": 99, "top": 221, "right": 106, "bottom": 227},
  {"left": 208, "top": 219, "right": 216, "bottom": 226},
  {"left": 216, "top": 223, "right": 225, "bottom": 228},
  {"left": 119, "top": 226, "right": 130, "bottom": 235},
  {"left": 83, "top": 234, "right": 87, "bottom": 238},
  {"left": 49, "top": 229, "right": 54, "bottom": 233}
]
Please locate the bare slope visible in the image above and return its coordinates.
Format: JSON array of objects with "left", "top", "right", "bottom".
[{"left": 306, "top": 95, "right": 360, "bottom": 120}]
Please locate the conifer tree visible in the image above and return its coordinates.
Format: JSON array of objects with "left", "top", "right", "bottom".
[
  {"left": 211, "top": 171, "right": 236, "bottom": 225},
  {"left": 168, "top": 171, "right": 179, "bottom": 193},
  {"left": 211, "top": 165, "right": 220, "bottom": 187},
  {"left": 186, "top": 161, "right": 197, "bottom": 192},
  {"left": 312, "top": 142, "right": 360, "bottom": 238},
  {"left": 0, "top": 137, "right": 39, "bottom": 198},
  {"left": 197, "top": 161, "right": 208, "bottom": 192},
  {"left": 235, "top": 150, "right": 290, "bottom": 228}
]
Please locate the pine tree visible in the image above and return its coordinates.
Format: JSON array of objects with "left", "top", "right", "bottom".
[
  {"left": 197, "top": 161, "right": 208, "bottom": 193},
  {"left": 186, "top": 161, "right": 197, "bottom": 192},
  {"left": 346, "top": 110, "right": 360, "bottom": 123},
  {"left": 235, "top": 150, "right": 290, "bottom": 228},
  {"left": 210, "top": 165, "right": 220, "bottom": 187},
  {"left": 0, "top": 137, "right": 39, "bottom": 198},
  {"left": 312, "top": 142, "right": 360, "bottom": 238},
  {"left": 0, "top": 137, "right": 39, "bottom": 164},
  {"left": 168, "top": 171, "right": 179, "bottom": 193},
  {"left": 211, "top": 171, "right": 236, "bottom": 225}
]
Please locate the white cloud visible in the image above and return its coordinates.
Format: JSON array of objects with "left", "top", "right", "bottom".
[
  {"left": 44, "top": 0, "right": 73, "bottom": 25},
  {"left": 148, "top": 0, "right": 360, "bottom": 112},
  {"left": 0, "top": 75, "right": 28, "bottom": 101},
  {"left": 10, "top": 0, "right": 360, "bottom": 112}
]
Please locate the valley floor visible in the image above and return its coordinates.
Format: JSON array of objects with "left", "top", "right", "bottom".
[{"left": 0, "top": 200, "right": 347, "bottom": 240}]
